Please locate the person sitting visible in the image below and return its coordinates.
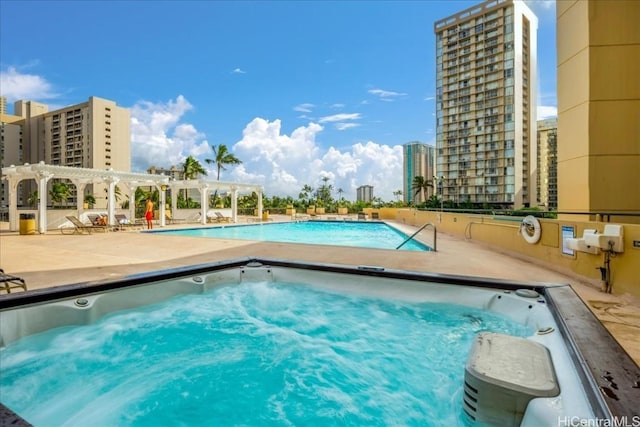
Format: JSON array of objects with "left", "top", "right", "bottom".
[{"left": 96, "top": 215, "right": 108, "bottom": 226}]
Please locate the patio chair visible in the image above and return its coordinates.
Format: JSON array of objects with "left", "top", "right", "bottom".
[
  {"left": 371, "top": 212, "right": 380, "bottom": 220},
  {"left": 61, "top": 215, "right": 105, "bottom": 234},
  {"left": 357, "top": 212, "right": 368, "bottom": 220},
  {"left": 0, "top": 268, "right": 27, "bottom": 293}
]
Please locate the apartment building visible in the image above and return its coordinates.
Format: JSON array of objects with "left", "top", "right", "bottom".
[
  {"left": 147, "top": 165, "right": 184, "bottom": 181},
  {"left": 434, "top": 0, "right": 538, "bottom": 208},
  {"left": 403, "top": 142, "right": 436, "bottom": 204},
  {"left": 1, "top": 96, "right": 32, "bottom": 209},
  {"left": 537, "top": 118, "right": 557, "bottom": 210},
  {"left": 356, "top": 185, "right": 374, "bottom": 203},
  {"left": 1, "top": 96, "right": 130, "bottom": 208}
]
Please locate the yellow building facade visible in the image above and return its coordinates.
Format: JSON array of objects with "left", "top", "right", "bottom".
[{"left": 557, "top": 1, "right": 640, "bottom": 221}]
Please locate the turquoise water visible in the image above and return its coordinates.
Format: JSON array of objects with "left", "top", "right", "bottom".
[
  {"left": 0, "top": 281, "right": 530, "bottom": 426},
  {"left": 152, "top": 221, "right": 430, "bottom": 251}
]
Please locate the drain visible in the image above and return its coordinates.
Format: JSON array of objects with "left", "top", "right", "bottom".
[{"left": 74, "top": 298, "right": 89, "bottom": 307}]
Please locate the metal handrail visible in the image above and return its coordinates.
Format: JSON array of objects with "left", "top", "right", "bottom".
[{"left": 396, "top": 222, "right": 437, "bottom": 251}]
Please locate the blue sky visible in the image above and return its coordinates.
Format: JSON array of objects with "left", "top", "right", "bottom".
[{"left": 0, "top": 0, "right": 557, "bottom": 201}]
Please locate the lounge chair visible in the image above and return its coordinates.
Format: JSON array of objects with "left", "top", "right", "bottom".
[
  {"left": 88, "top": 214, "right": 110, "bottom": 230},
  {"left": 61, "top": 215, "right": 106, "bottom": 234},
  {"left": 213, "top": 211, "right": 231, "bottom": 223},
  {"left": 0, "top": 268, "right": 27, "bottom": 293},
  {"left": 115, "top": 214, "right": 142, "bottom": 230}
]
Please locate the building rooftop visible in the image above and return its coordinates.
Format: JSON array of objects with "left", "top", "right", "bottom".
[{"left": 1, "top": 216, "right": 638, "bottom": 366}]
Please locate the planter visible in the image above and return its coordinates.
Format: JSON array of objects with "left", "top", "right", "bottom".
[
  {"left": 337, "top": 207, "right": 348, "bottom": 215},
  {"left": 315, "top": 207, "right": 325, "bottom": 214}
]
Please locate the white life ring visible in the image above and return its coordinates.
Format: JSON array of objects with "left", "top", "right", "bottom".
[{"left": 520, "top": 215, "right": 542, "bottom": 244}]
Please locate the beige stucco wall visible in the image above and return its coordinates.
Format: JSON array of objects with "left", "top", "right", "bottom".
[
  {"left": 393, "top": 208, "right": 640, "bottom": 298},
  {"left": 557, "top": 0, "right": 640, "bottom": 218}
]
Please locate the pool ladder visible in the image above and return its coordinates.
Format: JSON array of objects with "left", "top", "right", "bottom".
[{"left": 396, "top": 222, "right": 437, "bottom": 251}]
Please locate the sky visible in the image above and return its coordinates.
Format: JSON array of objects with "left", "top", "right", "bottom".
[{"left": 0, "top": 0, "right": 557, "bottom": 201}]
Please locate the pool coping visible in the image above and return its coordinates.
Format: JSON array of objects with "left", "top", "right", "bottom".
[{"left": 1, "top": 257, "right": 638, "bottom": 423}]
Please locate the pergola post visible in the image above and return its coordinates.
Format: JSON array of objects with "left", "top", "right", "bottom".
[
  {"left": 125, "top": 184, "right": 137, "bottom": 223},
  {"left": 230, "top": 187, "right": 238, "bottom": 223},
  {"left": 72, "top": 180, "right": 88, "bottom": 215},
  {"left": 170, "top": 183, "right": 178, "bottom": 217},
  {"left": 37, "top": 171, "right": 53, "bottom": 234},
  {"left": 158, "top": 184, "right": 166, "bottom": 227},
  {"left": 200, "top": 184, "right": 209, "bottom": 225},
  {"left": 105, "top": 176, "right": 120, "bottom": 226},
  {"left": 7, "top": 178, "right": 19, "bottom": 232},
  {"left": 257, "top": 192, "right": 263, "bottom": 219}
]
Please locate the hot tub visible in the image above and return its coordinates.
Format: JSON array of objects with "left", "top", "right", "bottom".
[{"left": 1, "top": 258, "right": 638, "bottom": 426}]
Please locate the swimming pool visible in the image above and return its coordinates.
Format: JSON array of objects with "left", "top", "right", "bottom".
[
  {"left": 149, "top": 220, "right": 431, "bottom": 251},
  {"left": 0, "top": 259, "right": 637, "bottom": 426}
]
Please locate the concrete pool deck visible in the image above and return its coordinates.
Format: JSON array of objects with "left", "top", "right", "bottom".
[{"left": 1, "top": 216, "right": 639, "bottom": 365}]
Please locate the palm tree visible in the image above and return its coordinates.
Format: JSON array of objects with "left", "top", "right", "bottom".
[
  {"left": 49, "top": 181, "right": 70, "bottom": 208},
  {"left": 315, "top": 176, "right": 333, "bottom": 207},
  {"left": 411, "top": 176, "right": 432, "bottom": 205},
  {"left": 181, "top": 155, "right": 207, "bottom": 208},
  {"left": 205, "top": 144, "right": 242, "bottom": 204},
  {"left": 205, "top": 144, "right": 242, "bottom": 180},
  {"left": 299, "top": 184, "right": 314, "bottom": 206}
]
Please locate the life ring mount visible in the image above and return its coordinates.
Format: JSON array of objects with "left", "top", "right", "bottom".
[{"left": 520, "top": 215, "right": 542, "bottom": 244}]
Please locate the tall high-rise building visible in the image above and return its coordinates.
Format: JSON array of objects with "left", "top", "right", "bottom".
[
  {"left": 537, "top": 118, "right": 557, "bottom": 210},
  {"left": 434, "top": 0, "right": 538, "bottom": 208},
  {"left": 356, "top": 185, "right": 374, "bottom": 202},
  {"left": 403, "top": 142, "right": 436, "bottom": 204},
  {"left": 1, "top": 96, "right": 130, "bottom": 208}
]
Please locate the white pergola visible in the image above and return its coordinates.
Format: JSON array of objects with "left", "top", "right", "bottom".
[{"left": 1, "top": 162, "right": 264, "bottom": 234}]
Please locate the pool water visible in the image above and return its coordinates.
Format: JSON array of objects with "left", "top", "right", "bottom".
[
  {"left": 0, "top": 281, "right": 529, "bottom": 426},
  {"left": 152, "top": 221, "right": 431, "bottom": 251}
]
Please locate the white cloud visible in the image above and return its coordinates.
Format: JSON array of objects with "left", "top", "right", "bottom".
[
  {"left": 293, "top": 103, "right": 314, "bottom": 113},
  {"left": 368, "top": 88, "right": 407, "bottom": 100},
  {"left": 129, "top": 95, "right": 210, "bottom": 172},
  {"left": 232, "top": 68, "right": 246, "bottom": 74},
  {"left": 524, "top": 0, "right": 555, "bottom": 11},
  {"left": 318, "top": 113, "right": 361, "bottom": 123},
  {"left": 335, "top": 123, "right": 360, "bottom": 131},
  {"left": 0, "top": 66, "right": 59, "bottom": 103},
  {"left": 230, "top": 117, "right": 403, "bottom": 200},
  {"left": 537, "top": 105, "right": 557, "bottom": 120},
  {"left": 0, "top": 68, "right": 404, "bottom": 201}
]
